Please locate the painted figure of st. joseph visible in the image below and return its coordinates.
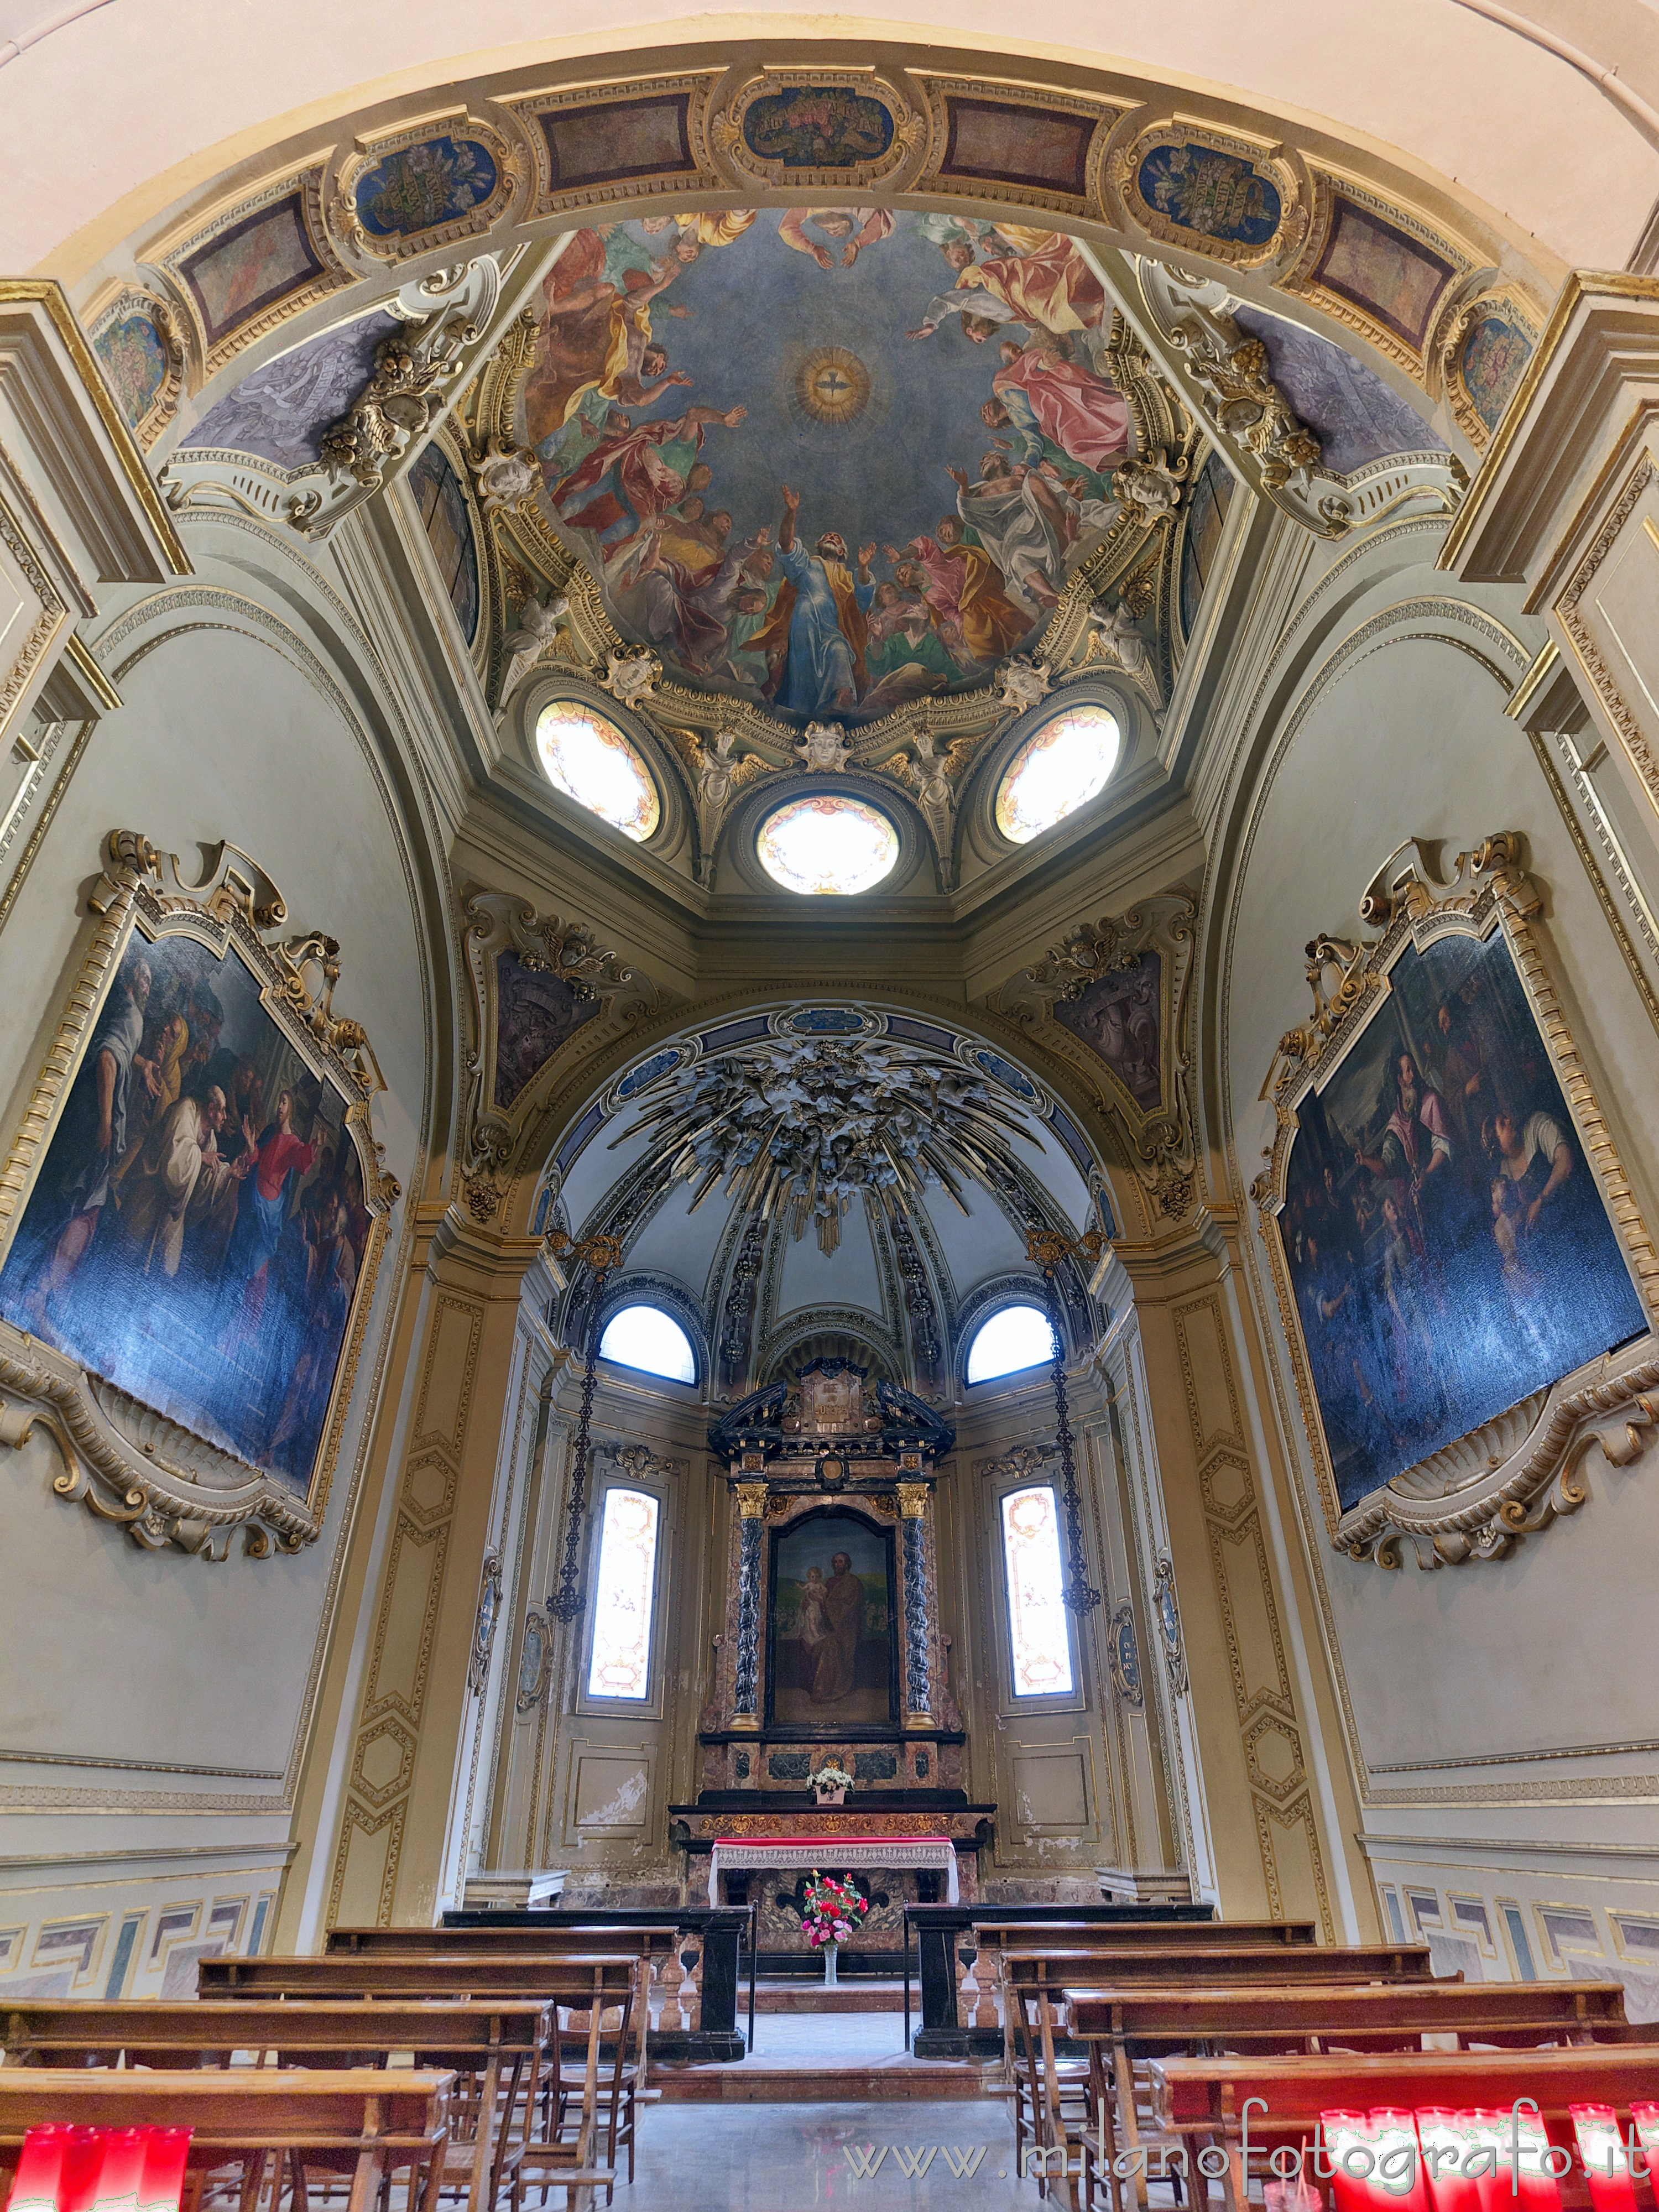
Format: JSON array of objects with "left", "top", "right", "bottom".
[{"left": 809, "top": 1550, "right": 864, "bottom": 1703}]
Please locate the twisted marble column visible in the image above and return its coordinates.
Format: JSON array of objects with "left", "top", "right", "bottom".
[
  {"left": 732, "top": 1481, "right": 768, "bottom": 1728},
  {"left": 897, "top": 1482, "right": 933, "bottom": 1725}
]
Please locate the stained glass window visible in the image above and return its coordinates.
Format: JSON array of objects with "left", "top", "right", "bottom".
[
  {"left": 1000, "top": 1484, "right": 1074, "bottom": 1697},
  {"left": 587, "top": 1486, "right": 661, "bottom": 1700},
  {"left": 598, "top": 1304, "right": 696, "bottom": 1383},
  {"left": 995, "top": 705, "right": 1120, "bottom": 844},
  {"left": 535, "top": 703, "right": 660, "bottom": 841},
  {"left": 967, "top": 1303, "right": 1055, "bottom": 1383},
  {"left": 755, "top": 795, "right": 899, "bottom": 895}
]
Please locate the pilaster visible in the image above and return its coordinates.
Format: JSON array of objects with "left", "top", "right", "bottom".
[
  {"left": 317, "top": 1204, "right": 548, "bottom": 1926},
  {"left": 1107, "top": 1209, "right": 1360, "bottom": 1934}
]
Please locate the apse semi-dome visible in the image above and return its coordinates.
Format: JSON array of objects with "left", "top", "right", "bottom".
[
  {"left": 535, "top": 701, "right": 661, "bottom": 840},
  {"left": 755, "top": 794, "right": 899, "bottom": 895},
  {"left": 995, "top": 703, "right": 1121, "bottom": 844}
]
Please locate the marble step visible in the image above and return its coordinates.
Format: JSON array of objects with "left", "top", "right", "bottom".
[
  {"left": 753, "top": 1978, "right": 907, "bottom": 2012},
  {"left": 654, "top": 2060, "right": 1001, "bottom": 2102}
]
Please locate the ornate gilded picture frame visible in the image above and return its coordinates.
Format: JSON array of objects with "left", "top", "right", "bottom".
[
  {"left": 1254, "top": 834, "right": 1659, "bottom": 1567},
  {"left": 0, "top": 831, "right": 397, "bottom": 1558}
]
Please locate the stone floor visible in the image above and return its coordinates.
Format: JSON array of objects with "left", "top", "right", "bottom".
[
  {"left": 654, "top": 2008, "right": 1000, "bottom": 2101},
  {"left": 631, "top": 2096, "right": 1034, "bottom": 2205}
]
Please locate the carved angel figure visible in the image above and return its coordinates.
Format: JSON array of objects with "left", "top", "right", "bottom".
[
  {"left": 685, "top": 727, "right": 769, "bottom": 886},
  {"left": 999, "top": 656, "right": 1052, "bottom": 713},
  {"left": 1089, "top": 596, "right": 1165, "bottom": 712},
  {"left": 796, "top": 721, "right": 850, "bottom": 773},
  {"left": 498, "top": 587, "right": 570, "bottom": 705}
]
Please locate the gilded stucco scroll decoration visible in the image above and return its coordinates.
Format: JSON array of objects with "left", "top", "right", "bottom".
[
  {"left": 319, "top": 315, "right": 477, "bottom": 492},
  {"left": 1251, "top": 832, "right": 1659, "bottom": 1568},
  {"left": 459, "top": 886, "right": 654, "bottom": 1215},
  {"left": 0, "top": 830, "right": 397, "bottom": 1559},
  {"left": 468, "top": 1549, "right": 504, "bottom": 1696},
  {"left": 1151, "top": 1552, "right": 1187, "bottom": 1697},
  {"left": 1001, "top": 889, "right": 1198, "bottom": 1223}
]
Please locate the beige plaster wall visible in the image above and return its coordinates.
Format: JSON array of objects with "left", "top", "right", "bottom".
[
  {"left": 1216, "top": 531, "right": 1659, "bottom": 1976},
  {"left": 0, "top": 542, "right": 438, "bottom": 1987},
  {"left": 6, "top": 5, "right": 1655, "bottom": 281}
]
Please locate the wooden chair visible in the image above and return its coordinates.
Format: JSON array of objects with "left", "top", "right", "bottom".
[
  {"left": 1147, "top": 2043, "right": 1659, "bottom": 2212},
  {"left": 0, "top": 2068, "right": 453, "bottom": 2212}
]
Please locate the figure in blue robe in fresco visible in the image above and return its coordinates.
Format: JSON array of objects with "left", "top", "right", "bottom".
[{"left": 757, "top": 483, "right": 877, "bottom": 713}]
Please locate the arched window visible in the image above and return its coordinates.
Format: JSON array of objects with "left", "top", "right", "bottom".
[
  {"left": 966, "top": 1303, "right": 1055, "bottom": 1384},
  {"left": 1000, "top": 1483, "right": 1074, "bottom": 1696},
  {"left": 598, "top": 1304, "right": 696, "bottom": 1383}
]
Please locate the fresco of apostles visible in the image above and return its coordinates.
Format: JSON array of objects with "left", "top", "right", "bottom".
[
  {"left": 523, "top": 211, "right": 1135, "bottom": 719},
  {"left": 1278, "top": 932, "right": 1647, "bottom": 1511},
  {"left": 0, "top": 935, "right": 373, "bottom": 1499}
]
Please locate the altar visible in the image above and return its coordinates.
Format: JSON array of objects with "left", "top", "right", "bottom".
[
  {"left": 708, "top": 1833, "right": 960, "bottom": 1905},
  {"left": 669, "top": 1358, "right": 996, "bottom": 1968}
]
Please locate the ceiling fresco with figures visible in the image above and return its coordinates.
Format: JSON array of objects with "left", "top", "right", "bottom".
[{"left": 518, "top": 211, "right": 1135, "bottom": 720}]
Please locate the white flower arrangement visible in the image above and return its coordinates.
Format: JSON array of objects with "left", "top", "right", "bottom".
[{"left": 810, "top": 1761, "right": 856, "bottom": 1793}]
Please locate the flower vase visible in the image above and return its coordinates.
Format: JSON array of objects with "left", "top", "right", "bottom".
[
  {"left": 823, "top": 1940, "right": 839, "bottom": 1987},
  {"left": 815, "top": 1787, "right": 846, "bottom": 1806}
]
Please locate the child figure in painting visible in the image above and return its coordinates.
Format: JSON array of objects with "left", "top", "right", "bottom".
[{"left": 797, "top": 1566, "right": 829, "bottom": 1653}]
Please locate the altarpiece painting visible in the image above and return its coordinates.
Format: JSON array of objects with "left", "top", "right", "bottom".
[
  {"left": 1259, "top": 837, "right": 1656, "bottom": 1563},
  {"left": 767, "top": 1508, "right": 897, "bottom": 1730}
]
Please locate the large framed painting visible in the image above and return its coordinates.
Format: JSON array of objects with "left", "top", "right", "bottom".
[
  {"left": 766, "top": 1506, "right": 898, "bottom": 1730},
  {"left": 1256, "top": 834, "right": 1659, "bottom": 1567},
  {"left": 0, "top": 831, "right": 395, "bottom": 1558}
]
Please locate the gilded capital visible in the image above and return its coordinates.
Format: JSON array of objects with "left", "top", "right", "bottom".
[
  {"left": 895, "top": 1482, "right": 930, "bottom": 1520},
  {"left": 735, "top": 1481, "right": 770, "bottom": 1519}
]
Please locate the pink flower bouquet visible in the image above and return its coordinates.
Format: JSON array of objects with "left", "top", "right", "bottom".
[{"left": 801, "top": 1870, "right": 870, "bottom": 1948}]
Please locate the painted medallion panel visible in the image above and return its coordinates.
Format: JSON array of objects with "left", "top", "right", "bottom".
[
  {"left": 95, "top": 313, "right": 168, "bottom": 428},
  {"left": 1136, "top": 143, "right": 1281, "bottom": 249},
  {"left": 768, "top": 1509, "right": 897, "bottom": 1729},
  {"left": 1053, "top": 948, "right": 1162, "bottom": 1110},
  {"left": 0, "top": 930, "right": 374, "bottom": 1503},
  {"left": 1460, "top": 315, "right": 1533, "bottom": 434},
  {"left": 742, "top": 88, "right": 894, "bottom": 169},
  {"left": 523, "top": 212, "right": 1133, "bottom": 720},
  {"left": 1277, "top": 930, "right": 1645, "bottom": 1510},
  {"left": 354, "top": 136, "right": 499, "bottom": 239}
]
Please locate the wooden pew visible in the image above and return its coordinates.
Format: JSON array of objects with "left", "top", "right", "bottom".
[
  {"left": 1061, "top": 1980, "right": 1637, "bottom": 2212},
  {"left": 904, "top": 1910, "right": 1301, "bottom": 2054},
  {"left": 326, "top": 1924, "right": 679, "bottom": 1975},
  {"left": 0, "top": 2068, "right": 452, "bottom": 2212},
  {"left": 199, "top": 1957, "right": 638, "bottom": 2211},
  {"left": 997, "top": 1946, "right": 1434, "bottom": 2202},
  {"left": 1147, "top": 2044, "right": 1659, "bottom": 2212},
  {"left": 199, "top": 1952, "right": 643, "bottom": 2002},
  {"left": 0, "top": 1999, "right": 549, "bottom": 2212}
]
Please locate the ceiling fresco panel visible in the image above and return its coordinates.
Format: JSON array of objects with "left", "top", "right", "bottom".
[{"left": 516, "top": 211, "right": 1136, "bottom": 722}]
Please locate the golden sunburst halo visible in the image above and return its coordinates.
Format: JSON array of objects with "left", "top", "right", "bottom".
[{"left": 794, "top": 345, "right": 871, "bottom": 426}]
